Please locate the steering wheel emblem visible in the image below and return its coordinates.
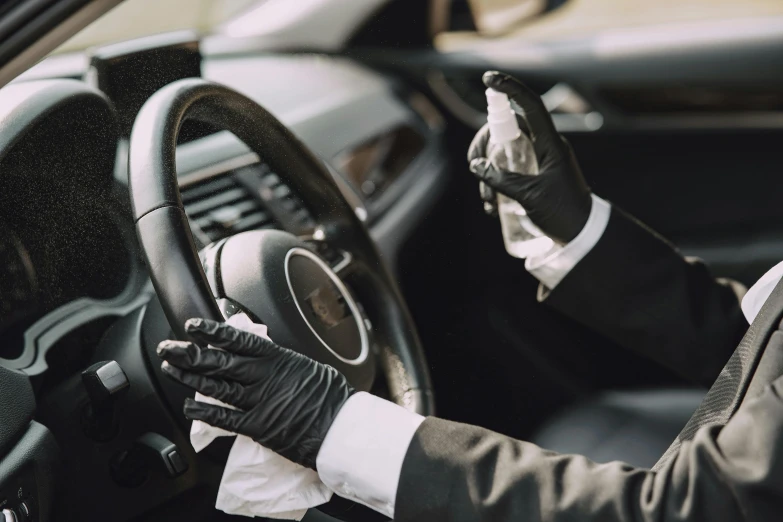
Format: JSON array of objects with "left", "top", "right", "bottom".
[
  {"left": 285, "top": 247, "right": 368, "bottom": 366},
  {"left": 305, "top": 284, "right": 347, "bottom": 329}
]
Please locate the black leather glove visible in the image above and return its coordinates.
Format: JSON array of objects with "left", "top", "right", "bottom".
[
  {"left": 468, "top": 71, "right": 593, "bottom": 244},
  {"left": 157, "top": 318, "right": 356, "bottom": 470}
]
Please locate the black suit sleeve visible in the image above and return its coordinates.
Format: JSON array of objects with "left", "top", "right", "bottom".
[
  {"left": 396, "top": 372, "right": 783, "bottom": 522},
  {"left": 542, "top": 206, "right": 747, "bottom": 387}
]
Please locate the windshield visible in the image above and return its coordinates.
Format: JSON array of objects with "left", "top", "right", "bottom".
[{"left": 54, "top": 0, "right": 260, "bottom": 54}]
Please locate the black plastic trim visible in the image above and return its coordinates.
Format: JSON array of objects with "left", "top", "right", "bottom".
[
  {"left": 0, "top": 367, "right": 34, "bottom": 457},
  {"left": 0, "top": 422, "right": 59, "bottom": 522}
]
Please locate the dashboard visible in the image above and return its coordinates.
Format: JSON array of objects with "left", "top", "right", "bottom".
[{"left": 0, "top": 36, "right": 447, "bottom": 381}]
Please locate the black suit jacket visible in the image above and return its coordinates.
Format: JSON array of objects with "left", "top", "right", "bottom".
[
  {"left": 396, "top": 207, "right": 783, "bottom": 522},
  {"left": 543, "top": 206, "right": 748, "bottom": 388}
]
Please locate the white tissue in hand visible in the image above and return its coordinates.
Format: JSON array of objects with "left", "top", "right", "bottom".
[{"left": 190, "top": 313, "right": 332, "bottom": 520}]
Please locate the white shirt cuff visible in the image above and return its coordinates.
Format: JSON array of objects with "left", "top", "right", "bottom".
[
  {"left": 741, "top": 258, "right": 783, "bottom": 323},
  {"left": 526, "top": 194, "right": 611, "bottom": 290},
  {"left": 316, "top": 392, "right": 424, "bottom": 519}
]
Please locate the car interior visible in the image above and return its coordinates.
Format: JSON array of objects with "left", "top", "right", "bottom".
[{"left": 1, "top": 0, "right": 783, "bottom": 520}]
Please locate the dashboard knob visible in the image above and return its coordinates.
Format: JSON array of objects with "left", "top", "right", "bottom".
[{"left": 1, "top": 508, "right": 17, "bottom": 522}]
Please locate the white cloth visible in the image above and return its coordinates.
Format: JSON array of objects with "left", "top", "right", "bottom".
[
  {"left": 191, "top": 313, "right": 333, "bottom": 520},
  {"left": 316, "top": 392, "right": 425, "bottom": 519},
  {"left": 741, "top": 259, "right": 783, "bottom": 323},
  {"left": 526, "top": 194, "right": 611, "bottom": 290}
]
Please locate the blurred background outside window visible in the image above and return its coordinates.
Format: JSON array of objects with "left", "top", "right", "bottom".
[{"left": 57, "top": 0, "right": 783, "bottom": 55}]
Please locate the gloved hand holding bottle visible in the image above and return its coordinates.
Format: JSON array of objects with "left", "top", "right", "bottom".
[
  {"left": 157, "top": 317, "right": 355, "bottom": 470},
  {"left": 468, "top": 71, "right": 593, "bottom": 249}
]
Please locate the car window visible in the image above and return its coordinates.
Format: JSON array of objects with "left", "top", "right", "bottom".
[
  {"left": 53, "top": 0, "right": 259, "bottom": 54},
  {"left": 434, "top": 0, "right": 783, "bottom": 50}
]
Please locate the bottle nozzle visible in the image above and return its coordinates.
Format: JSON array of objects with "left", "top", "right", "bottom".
[{"left": 486, "top": 88, "right": 521, "bottom": 144}]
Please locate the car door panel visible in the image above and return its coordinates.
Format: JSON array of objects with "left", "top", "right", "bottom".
[{"left": 355, "top": 12, "right": 783, "bottom": 285}]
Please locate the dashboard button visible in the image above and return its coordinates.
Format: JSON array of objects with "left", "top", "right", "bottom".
[{"left": 167, "top": 450, "right": 187, "bottom": 475}]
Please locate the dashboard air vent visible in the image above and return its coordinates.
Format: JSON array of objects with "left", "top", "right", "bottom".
[
  {"left": 181, "top": 167, "right": 276, "bottom": 245},
  {"left": 256, "top": 171, "right": 316, "bottom": 230}
]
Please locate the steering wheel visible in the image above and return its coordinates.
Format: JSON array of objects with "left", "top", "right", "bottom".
[{"left": 127, "top": 78, "right": 434, "bottom": 420}]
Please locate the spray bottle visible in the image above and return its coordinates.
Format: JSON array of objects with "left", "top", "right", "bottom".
[{"left": 486, "top": 88, "right": 554, "bottom": 259}]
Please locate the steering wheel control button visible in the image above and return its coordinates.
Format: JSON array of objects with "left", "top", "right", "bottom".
[
  {"left": 216, "top": 298, "right": 242, "bottom": 319},
  {"left": 285, "top": 248, "right": 368, "bottom": 365},
  {"left": 199, "top": 238, "right": 229, "bottom": 299}
]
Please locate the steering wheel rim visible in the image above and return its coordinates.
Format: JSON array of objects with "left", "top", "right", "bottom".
[{"left": 128, "top": 78, "right": 434, "bottom": 416}]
